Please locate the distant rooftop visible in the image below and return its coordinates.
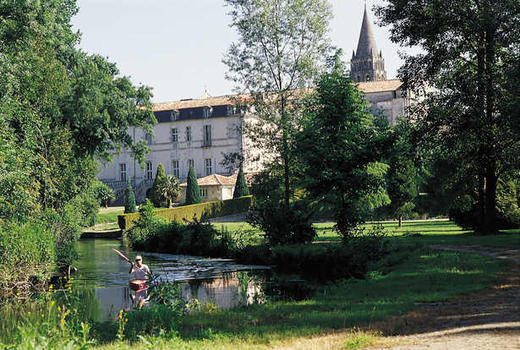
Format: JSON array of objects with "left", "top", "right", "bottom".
[
  {"left": 153, "top": 81, "right": 403, "bottom": 112},
  {"left": 356, "top": 79, "right": 402, "bottom": 93}
]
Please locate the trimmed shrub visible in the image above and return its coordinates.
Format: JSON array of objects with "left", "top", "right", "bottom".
[
  {"left": 233, "top": 165, "right": 249, "bottom": 198},
  {"left": 118, "top": 195, "right": 253, "bottom": 230},
  {"left": 124, "top": 183, "right": 137, "bottom": 214},
  {"left": 150, "top": 163, "right": 168, "bottom": 207},
  {"left": 185, "top": 165, "right": 201, "bottom": 205},
  {"left": 247, "top": 201, "right": 316, "bottom": 245}
]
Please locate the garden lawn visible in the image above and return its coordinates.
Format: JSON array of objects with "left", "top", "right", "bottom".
[
  {"left": 96, "top": 207, "right": 124, "bottom": 224},
  {"left": 95, "top": 248, "right": 505, "bottom": 350},
  {"left": 216, "top": 220, "right": 520, "bottom": 249}
]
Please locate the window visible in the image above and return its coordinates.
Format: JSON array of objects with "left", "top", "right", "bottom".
[
  {"left": 144, "top": 133, "right": 152, "bottom": 145},
  {"left": 185, "top": 126, "right": 192, "bottom": 142},
  {"left": 171, "top": 128, "right": 178, "bottom": 143},
  {"left": 365, "top": 74, "right": 371, "bottom": 82},
  {"left": 203, "top": 125, "right": 212, "bottom": 147},
  {"left": 205, "top": 158, "right": 212, "bottom": 176},
  {"left": 119, "top": 163, "right": 127, "bottom": 182},
  {"left": 171, "top": 160, "right": 179, "bottom": 178},
  {"left": 201, "top": 188, "right": 208, "bottom": 198},
  {"left": 203, "top": 106, "right": 212, "bottom": 118},
  {"left": 170, "top": 110, "right": 179, "bottom": 121},
  {"left": 146, "top": 161, "right": 153, "bottom": 180}
]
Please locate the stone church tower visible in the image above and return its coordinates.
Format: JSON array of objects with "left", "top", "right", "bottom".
[{"left": 351, "top": 5, "right": 387, "bottom": 83}]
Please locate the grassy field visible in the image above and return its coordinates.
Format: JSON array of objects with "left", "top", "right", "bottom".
[
  {"left": 95, "top": 248, "right": 506, "bottom": 349},
  {"left": 215, "top": 219, "right": 520, "bottom": 249},
  {"left": 96, "top": 207, "right": 124, "bottom": 224}
]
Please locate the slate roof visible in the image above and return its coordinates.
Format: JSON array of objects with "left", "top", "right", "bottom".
[{"left": 355, "top": 5, "right": 379, "bottom": 58}]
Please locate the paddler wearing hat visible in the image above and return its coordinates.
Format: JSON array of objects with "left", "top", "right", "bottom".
[{"left": 129, "top": 255, "right": 151, "bottom": 309}]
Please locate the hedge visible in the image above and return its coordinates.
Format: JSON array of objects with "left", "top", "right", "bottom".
[{"left": 118, "top": 195, "right": 253, "bottom": 230}]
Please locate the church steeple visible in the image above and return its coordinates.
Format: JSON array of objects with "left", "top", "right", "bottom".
[{"left": 351, "top": 4, "right": 387, "bottom": 83}]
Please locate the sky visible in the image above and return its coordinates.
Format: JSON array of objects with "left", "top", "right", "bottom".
[{"left": 72, "top": 0, "right": 405, "bottom": 103}]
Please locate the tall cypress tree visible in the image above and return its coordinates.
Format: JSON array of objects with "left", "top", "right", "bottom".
[
  {"left": 233, "top": 165, "right": 250, "bottom": 198},
  {"left": 124, "top": 182, "right": 137, "bottom": 213},
  {"left": 185, "top": 165, "right": 201, "bottom": 205},
  {"left": 150, "top": 163, "right": 167, "bottom": 207}
]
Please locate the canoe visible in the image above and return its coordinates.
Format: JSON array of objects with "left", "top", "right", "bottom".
[{"left": 129, "top": 279, "right": 148, "bottom": 291}]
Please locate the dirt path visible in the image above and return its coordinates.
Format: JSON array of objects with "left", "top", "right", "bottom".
[{"left": 368, "top": 245, "right": 520, "bottom": 350}]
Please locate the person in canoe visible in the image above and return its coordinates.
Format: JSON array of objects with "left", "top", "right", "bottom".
[{"left": 129, "top": 255, "right": 151, "bottom": 309}]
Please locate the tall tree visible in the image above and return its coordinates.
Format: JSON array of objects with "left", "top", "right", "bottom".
[
  {"left": 124, "top": 183, "right": 137, "bottom": 214},
  {"left": 150, "top": 163, "right": 167, "bottom": 207},
  {"left": 376, "top": 0, "right": 520, "bottom": 233},
  {"left": 387, "top": 120, "right": 418, "bottom": 227},
  {"left": 223, "top": 0, "right": 332, "bottom": 208},
  {"left": 185, "top": 165, "right": 202, "bottom": 205},
  {"left": 233, "top": 164, "right": 250, "bottom": 198},
  {"left": 297, "top": 60, "right": 391, "bottom": 239}
]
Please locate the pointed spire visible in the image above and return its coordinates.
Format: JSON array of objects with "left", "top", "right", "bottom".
[{"left": 355, "top": 3, "right": 378, "bottom": 58}]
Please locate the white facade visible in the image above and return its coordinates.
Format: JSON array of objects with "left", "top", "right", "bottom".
[{"left": 99, "top": 86, "right": 406, "bottom": 204}]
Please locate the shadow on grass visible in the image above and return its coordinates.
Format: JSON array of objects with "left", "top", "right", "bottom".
[{"left": 178, "top": 250, "right": 506, "bottom": 345}]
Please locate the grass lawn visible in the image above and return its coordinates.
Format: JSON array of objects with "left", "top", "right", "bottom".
[
  {"left": 95, "top": 248, "right": 506, "bottom": 349},
  {"left": 215, "top": 219, "right": 520, "bottom": 249},
  {"left": 96, "top": 206, "right": 124, "bottom": 224}
]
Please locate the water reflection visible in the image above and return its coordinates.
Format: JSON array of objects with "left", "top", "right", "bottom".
[{"left": 75, "top": 239, "right": 269, "bottom": 320}]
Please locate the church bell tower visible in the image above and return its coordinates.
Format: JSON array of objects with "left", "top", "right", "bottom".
[{"left": 351, "top": 5, "right": 387, "bottom": 83}]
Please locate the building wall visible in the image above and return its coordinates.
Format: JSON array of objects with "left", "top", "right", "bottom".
[{"left": 179, "top": 185, "right": 234, "bottom": 203}]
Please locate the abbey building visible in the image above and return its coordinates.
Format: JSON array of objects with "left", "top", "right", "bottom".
[{"left": 98, "top": 7, "right": 408, "bottom": 204}]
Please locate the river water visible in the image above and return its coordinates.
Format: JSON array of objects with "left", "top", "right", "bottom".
[{"left": 75, "top": 238, "right": 270, "bottom": 320}]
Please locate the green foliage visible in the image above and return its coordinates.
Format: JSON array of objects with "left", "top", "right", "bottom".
[
  {"left": 497, "top": 176, "right": 520, "bottom": 227},
  {"left": 92, "top": 181, "right": 115, "bottom": 208},
  {"left": 0, "top": 220, "right": 55, "bottom": 295},
  {"left": 124, "top": 183, "right": 137, "bottom": 214},
  {"left": 129, "top": 219, "right": 235, "bottom": 258},
  {"left": 247, "top": 201, "right": 316, "bottom": 246},
  {"left": 297, "top": 61, "right": 391, "bottom": 239},
  {"left": 233, "top": 164, "right": 250, "bottom": 198},
  {"left": 185, "top": 165, "right": 201, "bottom": 205},
  {"left": 69, "top": 189, "right": 99, "bottom": 228},
  {"left": 224, "top": 0, "right": 332, "bottom": 207},
  {"left": 160, "top": 175, "right": 181, "bottom": 208},
  {"left": 119, "top": 196, "right": 253, "bottom": 230},
  {"left": 376, "top": 0, "right": 520, "bottom": 233},
  {"left": 124, "top": 199, "right": 166, "bottom": 247},
  {"left": 150, "top": 163, "right": 168, "bottom": 207},
  {"left": 387, "top": 122, "right": 418, "bottom": 224}
]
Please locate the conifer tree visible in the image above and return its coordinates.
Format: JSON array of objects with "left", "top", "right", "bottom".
[
  {"left": 185, "top": 165, "right": 201, "bottom": 205},
  {"left": 233, "top": 165, "right": 249, "bottom": 198},
  {"left": 124, "top": 182, "right": 137, "bottom": 213},
  {"left": 150, "top": 163, "right": 168, "bottom": 207}
]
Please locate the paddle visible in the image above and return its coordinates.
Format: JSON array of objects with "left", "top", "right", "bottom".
[{"left": 112, "top": 248, "right": 132, "bottom": 265}]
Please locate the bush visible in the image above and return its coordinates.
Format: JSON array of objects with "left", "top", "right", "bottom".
[
  {"left": 124, "top": 183, "right": 137, "bottom": 214},
  {"left": 47, "top": 207, "right": 82, "bottom": 270},
  {"left": 128, "top": 218, "right": 233, "bottom": 258},
  {"left": 69, "top": 190, "right": 99, "bottom": 228},
  {"left": 118, "top": 196, "right": 253, "bottom": 230},
  {"left": 0, "top": 220, "right": 55, "bottom": 295},
  {"left": 247, "top": 201, "right": 316, "bottom": 246},
  {"left": 124, "top": 200, "right": 167, "bottom": 247}
]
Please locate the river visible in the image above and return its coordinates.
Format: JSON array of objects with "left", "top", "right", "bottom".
[{"left": 75, "top": 238, "right": 270, "bottom": 320}]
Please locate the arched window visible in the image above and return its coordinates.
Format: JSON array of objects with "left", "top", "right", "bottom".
[{"left": 365, "top": 74, "right": 371, "bottom": 82}]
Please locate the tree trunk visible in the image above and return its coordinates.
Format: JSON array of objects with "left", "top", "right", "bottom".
[
  {"left": 281, "top": 95, "right": 290, "bottom": 209},
  {"left": 483, "top": 168, "right": 498, "bottom": 234},
  {"left": 398, "top": 216, "right": 402, "bottom": 228}
]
